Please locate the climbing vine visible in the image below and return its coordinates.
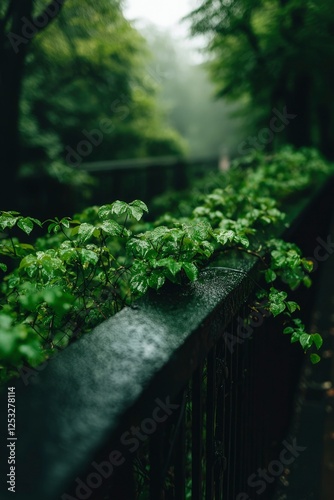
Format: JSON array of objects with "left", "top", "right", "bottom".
[{"left": 0, "top": 146, "right": 333, "bottom": 383}]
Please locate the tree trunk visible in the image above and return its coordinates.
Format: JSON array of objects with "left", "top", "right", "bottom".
[
  {"left": 284, "top": 73, "right": 312, "bottom": 149},
  {"left": 0, "top": 0, "right": 33, "bottom": 211}
]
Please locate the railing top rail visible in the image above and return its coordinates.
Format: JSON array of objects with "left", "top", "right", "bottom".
[
  {"left": 80, "top": 155, "right": 219, "bottom": 172},
  {"left": 0, "top": 174, "right": 333, "bottom": 500}
]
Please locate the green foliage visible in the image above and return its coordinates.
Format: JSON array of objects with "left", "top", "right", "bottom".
[
  {"left": 18, "top": 0, "right": 186, "bottom": 200},
  {"left": 0, "top": 147, "right": 332, "bottom": 384},
  {"left": 188, "top": 0, "right": 334, "bottom": 156}
]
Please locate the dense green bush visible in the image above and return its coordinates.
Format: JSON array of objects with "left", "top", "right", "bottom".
[{"left": 0, "top": 146, "right": 333, "bottom": 384}]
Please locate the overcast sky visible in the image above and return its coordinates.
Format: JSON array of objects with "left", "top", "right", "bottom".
[
  {"left": 124, "top": 0, "right": 194, "bottom": 29},
  {"left": 123, "top": 0, "right": 205, "bottom": 58}
]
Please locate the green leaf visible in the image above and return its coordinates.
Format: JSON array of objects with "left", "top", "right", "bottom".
[
  {"left": 283, "top": 326, "right": 294, "bottom": 334},
  {"left": 129, "top": 200, "right": 149, "bottom": 221},
  {"left": 0, "top": 214, "right": 18, "bottom": 230},
  {"left": 269, "top": 301, "right": 286, "bottom": 317},
  {"left": 182, "top": 262, "right": 198, "bottom": 281},
  {"left": 98, "top": 205, "right": 114, "bottom": 220},
  {"left": 303, "top": 276, "right": 312, "bottom": 288},
  {"left": 155, "top": 257, "right": 182, "bottom": 276},
  {"left": 60, "top": 217, "right": 71, "bottom": 228},
  {"left": 291, "top": 331, "right": 301, "bottom": 343},
  {"left": 310, "top": 353, "right": 321, "bottom": 364},
  {"left": 130, "top": 275, "right": 148, "bottom": 294},
  {"left": 80, "top": 249, "right": 99, "bottom": 265},
  {"left": 0, "top": 263, "right": 7, "bottom": 272},
  {"left": 100, "top": 220, "right": 123, "bottom": 237},
  {"left": 311, "top": 333, "right": 323, "bottom": 350},
  {"left": 301, "top": 258, "right": 314, "bottom": 273},
  {"left": 17, "top": 217, "right": 34, "bottom": 235},
  {"left": 299, "top": 333, "right": 313, "bottom": 350},
  {"left": 286, "top": 301, "right": 300, "bottom": 313},
  {"left": 110, "top": 200, "right": 129, "bottom": 216},
  {"left": 238, "top": 235, "right": 250, "bottom": 248},
  {"left": 78, "top": 223, "right": 96, "bottom": 242},
  {"left": 265, "top": 269, "right": 276, "bottom": 283},
  {"left": 148, "top": 273, "right": 165, "bottom": 289},
  {"left": 127, "top": 239, "right": 152, "bottom": 258},
  {"left": 216, "top": 229, "right": 235, "bottom": 245},
  {"left": 47, "top": 222, "right": 60, "bottom": 234}
]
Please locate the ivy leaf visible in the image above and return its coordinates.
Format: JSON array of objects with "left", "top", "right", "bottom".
[
  {"left": 80, "top": 249, "right": 99, "bottom": 265},
  {"left": 0, "top": 214, "right": 18, "bottom": 230},
  {"left": 98, "top": 205, "right": 114, "bottom": 220},
  {"left": 148, "top": 273, "right": 165, "bottom": 289},
  {"left": 17, "top": 217, "right": 34, "bottom": 235},
  {"left": 269, "top": 302, "right": 286, "bottom": 317},
  {"left": 129, "top": 200, "right": 149, "bottom": 221},
  {"left": 127, "top": 238, "right": 152, "bottom": 258},
  {"left": 130, "top": 275, "right": 148, "bottom": 294},
  {"left": 303, "top": 276, "right": 312, "bottom": 288},
  {"left": 286, "top": 301, "right": 300, "bottom": 313},
  {"left": 283, "top": 326, "right": 294, "bottom": 334},
  {"left": 78, "top": 223, "right": 96, "bottom": 242},
  {"left": 299, "top": 333, "right": 313, "bottom": 350},
  {"left": 310, "top": 353, "right": 321, "bottom": 364},
  {"left": 100, "top": 220, "right": 123, "bottom": 237},
  {"left": 60, "top": 217, "right": 71, "bottom": 229},
  {"left": 311, "top": 333, "right": 323, "bottom": 350},
  {"left": 110, "top": 200, "right": 129, "bottom": 216},
  {"left": 301, "top": 258, "right": 314, "bottom": 273},
  {"left": 0, "top": 263, "right": 7, "bottom": 272},
  {"left": 215, "top": 229, "right": 235, "bottom": 245},
  {"left": 47, "top": 222, "right": 60, "bottom": 234},
  {"left": 155, "top": 257, "right": 182, "bottom": 276},
  {"left": 265, "top": 269, "right": 276, "bottom": 283},
  {"left": 201, "top": 240, "right": 215, "bottom": 258},
  {"left": 238, "top": 235, "right": 250, "bottom": 248},
  {"left": 291, "top": 331, "right": 301, "bottom": 343},
  {"left": 182, "top": 262, "right": 198, "bottom": 281}
]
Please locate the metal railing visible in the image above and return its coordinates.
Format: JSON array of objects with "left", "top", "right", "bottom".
[
  {"left": 0, "top": 174, "right": 333, "bottom": 500},
  {"left": 80, "top": 155, "right": 220, "bottom": 206}
]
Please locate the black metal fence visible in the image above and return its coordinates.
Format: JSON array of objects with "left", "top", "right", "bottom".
[
  {"left": 79, "top": 155, "right": 219, "bottom": 208},
  {"left": 0, "top": 173, "right": 333, "bottom": 500}
]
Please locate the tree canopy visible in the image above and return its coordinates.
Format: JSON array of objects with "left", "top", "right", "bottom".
[
  {"left": 188, "top": 0, "right": 334, "bottom": 158},
  {"left": 0, "top": 0, "right": 185, "bottom": 213},
  {"left": 140, "top": 23, "right": 246, "bottom": 158}
]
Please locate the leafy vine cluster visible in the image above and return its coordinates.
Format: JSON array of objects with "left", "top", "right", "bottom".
[{"left": 0, "top": 146, "right": 333, "bottom": 384}]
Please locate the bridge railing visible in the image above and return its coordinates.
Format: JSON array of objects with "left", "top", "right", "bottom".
[{"left": 0, "top": 173, "right": 333, "bottom": 500}]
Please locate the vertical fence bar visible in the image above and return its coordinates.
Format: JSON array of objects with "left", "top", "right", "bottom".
[
  {"left": 149, "top": 424, "right": 166, "bottom": 500},
  {"left": 192, "top": 361, "right": 204, "bottom": 500},
  {"left": 215, "top": 337, "right": 227, "bottom": 500},
  {"left": 206, "top": 346, "right": 216, "bottom": 500},
  {"left": 226, "top": 318, "right": 234, "bottom": 499},
  {"left": 174, "top": 390, "right": 187, "bottom": 500}
]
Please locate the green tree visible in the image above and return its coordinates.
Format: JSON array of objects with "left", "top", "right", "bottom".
[
  {"left": 0, "top": 0, "right": 67, "bottom": 210},
  {"left": 0, "top": 1, "right": 185, "bottom": 214},
  {"left": 188, "top": 0, "right": 334, "bottom": 158},
  {"left": 140, "top": 23, "right": 246, "bottom": 158}
]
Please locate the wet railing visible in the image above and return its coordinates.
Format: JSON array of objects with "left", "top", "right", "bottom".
[
  {"left": 0, "top": 174, "right": 333, "bottom": 500},
  {"left": 80, "top": 155, "right": 220, "bottom": 206}
]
